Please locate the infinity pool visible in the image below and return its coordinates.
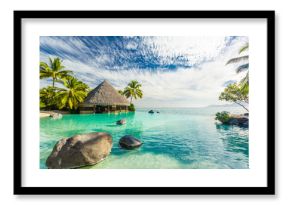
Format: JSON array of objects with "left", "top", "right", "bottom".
[{"left": 40, "top": 107, "right": 249, "bottom": 169}]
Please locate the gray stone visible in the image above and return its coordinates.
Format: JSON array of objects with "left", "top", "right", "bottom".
[
  {"left": 50, "top": 113, "right": 62, "bottom": 119},
  {"left": 116, "top": 119, "right": 126, "bottom": 125},
  {"left": 226, "top": 114, "right": 249, "bottom": 128},
  {"left": 46, "top": 132, "right": 112, "bottom": 169},
  {"left": 119, "top": 135, "right": 143, "bottom": 149}
]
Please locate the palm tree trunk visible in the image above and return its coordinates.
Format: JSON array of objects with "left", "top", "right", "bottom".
[
  {"left": 130, "top": 96, "right": 133, "bottom": 104},
  {"left": 52, "top": 78, "right": 55, "bottom": 88}
]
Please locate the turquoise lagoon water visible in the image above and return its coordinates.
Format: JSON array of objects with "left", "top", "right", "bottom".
[{"left": 40, "top": 107, "right": 249, "bottom": 169}]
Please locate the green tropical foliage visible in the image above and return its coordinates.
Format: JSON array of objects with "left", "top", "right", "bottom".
[
  {"left": 40, "top": 57, "right": 90, "bottom": 112},
  {"left": 226, "top": 43, "right": 249, "bottom": 87},
  {"left": 239, "top": 43, "right": 249, "bottom": 54},
  {"left": 219, "top": 83, "right": 249, "bottom": 112},
  {"left": 40, "top": 86, "right": 58, "bottom": 110},
  {"left": 118, "top": 90, "right": 124, "bottom": 95},
  {"left": 123, "top": 80, "right": 143, "bottom": 104},
  {"left": 40, "top": 57, "right": 143, "bottom": 112},
  {"left": 40, "top": 57, "right": 72, "bottom": 87},
  {"left": 128, "top": 103, "right": 135, "bottom": 112},
  {"left": 56, "top": 77, "right": 89, "bottom": 110},
  {"left": 215, "top": 111, "right": 230, "bottom": 123}
]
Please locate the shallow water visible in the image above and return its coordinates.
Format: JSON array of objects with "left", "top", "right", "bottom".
[{"left": 40, "top": 107, "right": 249, "bottom": 169}]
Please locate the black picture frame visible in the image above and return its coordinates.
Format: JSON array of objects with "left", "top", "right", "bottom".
[{"left": 14, "top": 10, "right": 275, "bottom": 195}]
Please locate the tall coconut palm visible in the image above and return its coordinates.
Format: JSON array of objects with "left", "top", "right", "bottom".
[
  {"left": 123, "top": 80, "right": 143, "bottom": 104},
  {"left": 226, "top": 43, "right": 249, "bottom": 87},
  {"left": 56, "top": 77, "right": 89, "bottom": 110},
  {"left": 40, "top": 57, "right": 72, "bottom": 88}
]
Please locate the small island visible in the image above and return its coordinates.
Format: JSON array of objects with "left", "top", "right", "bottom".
[{"left": 215, "top": 43, "right": 249, "bottom": 128}]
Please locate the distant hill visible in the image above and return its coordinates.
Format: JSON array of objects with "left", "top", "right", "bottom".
[{"left": 207, "top": 103, "right": 246, "bottom": 108}]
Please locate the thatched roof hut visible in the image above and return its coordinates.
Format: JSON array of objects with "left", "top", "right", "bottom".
[{"left": 79, "top": 80, "right": 129, "bottom": 114}]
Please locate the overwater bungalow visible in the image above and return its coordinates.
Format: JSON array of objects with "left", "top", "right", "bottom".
[{"left": 79, "top": 80, "right": 130, "bottom": 114}]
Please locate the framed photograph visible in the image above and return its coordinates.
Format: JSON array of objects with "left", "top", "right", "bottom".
[{"left": 14, "top": 10, "right": 275, "bottom": 195}]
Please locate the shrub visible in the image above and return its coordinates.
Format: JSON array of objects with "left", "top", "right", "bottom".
[
  {"left": 215, "top": 111, "right": 230, "bottom": 123},
  {"left": 128, "top": 103, "right": 135, "bottom": 112}
]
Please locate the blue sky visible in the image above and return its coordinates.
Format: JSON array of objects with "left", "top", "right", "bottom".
[{"left": 40, "top": 36, "right": 248, "bottom": 107}]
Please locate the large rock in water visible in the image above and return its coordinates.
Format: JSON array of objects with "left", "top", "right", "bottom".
[
  {"left": 116, "top": 119, "right": 126, "bottom": 125},
  {"left": 119, "top": 135, "right": 143, "bottom": 149},
  {"left": 46, "top": 132, "right": 112, "bottom": 169},
  {"left": 226, "top": 114, "right": 249, "bottom": 128},
  {"left": 50, "top": 113, "right": 62, "bottom": 120}
]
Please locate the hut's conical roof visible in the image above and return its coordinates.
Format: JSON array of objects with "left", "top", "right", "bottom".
[{"left": 82, "top": 80, "right": 130, "bottom": 106}]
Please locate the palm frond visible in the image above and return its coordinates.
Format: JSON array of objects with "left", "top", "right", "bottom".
[
  {"left": 40, "top": 68, "right": 53, "bottom": 79},
  {"left": 240, "top": 72, "right": 249, "bottom": 88},
  {"left": 67, "top": 98, "right": 72, "bottom": 109},
  {"left": 239, "top": 43, "right": 249, "bottom": 54},
  {"left": 236, "top": 63, "right": 249, "bottom": 73},
  {"left": 40, "top": 73, "right": 52, "bottom": 79},
  {"left": 226, "top": 55, "right": 249, "bottom": 65},
  {"left": 49, "top": 58, "right": 53, "bottom": 68},
  {"left": 40, "top": 62, "right": 49, "bottom": 69}
]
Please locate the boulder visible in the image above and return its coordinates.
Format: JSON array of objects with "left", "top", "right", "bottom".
[
  {"left": 46, "top": 132, "right": 112, "bottom": 169},
  {"left": 226, "top": 114, "right": 249, "bottom": 128},
  {"left": 119, "top": 135, "right": 143, "bottom": 149},
  {"left": 216, "top": 112, "right": 249, "bottom": 128},
  {"left": 148, "top": 110, "right": 154, "bottom": 114},
  {"left": 116, "top": 119, "right": 126, "bottom": 125},
  {"left": 50, "top": 113, "right": 62, "bottom": 119}
]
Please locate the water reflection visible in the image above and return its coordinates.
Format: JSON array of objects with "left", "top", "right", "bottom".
[
  {"left": 215, "top": 123, "right": 249, "bottom": 157},
  {"left": 40, "top": 110, "right": 249, "bottom": 169}
]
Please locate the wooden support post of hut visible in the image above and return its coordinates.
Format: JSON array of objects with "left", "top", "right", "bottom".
[{"left": 79, "top": 80, "right": 130, "bottom": 114}]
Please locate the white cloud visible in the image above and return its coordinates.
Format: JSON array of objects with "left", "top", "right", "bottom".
[
  {"left": 40, "top": 36, "right": 248, "bottom": 107},
  {"left": 143, "top": 36, "right": 226, "bottom": 65},
  {"left": 40, "top": 37, "right": 88, "bottom": 56},
  {"left": 95, "top": 54, "right": 111, "bottom": 65},
  {"left": 126, "top": 41, "right": 138, "bottom": 50}
]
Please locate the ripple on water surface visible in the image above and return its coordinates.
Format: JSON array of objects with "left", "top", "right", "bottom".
[{"left": 40, "top": 108, "right": 249, "bottom": 169}]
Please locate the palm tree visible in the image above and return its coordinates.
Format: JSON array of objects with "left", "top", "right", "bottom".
[
  {"left": 123, "top": 80, "right": 143, "bottom": 104},
  {"left": 118, "top": 90, "right": 124, "bottom": 95},
  {"left": 40, "top": 57, "right": 72, "bottom": 88},
  {"left": 56, "top": 77, "right": 89, "bottom": 110},
  {"left": 226, "top": 43, "right": 249, "bottom": 87},
  {"left": 40, "top": 86, "right": 58, "bottom": 109}
]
